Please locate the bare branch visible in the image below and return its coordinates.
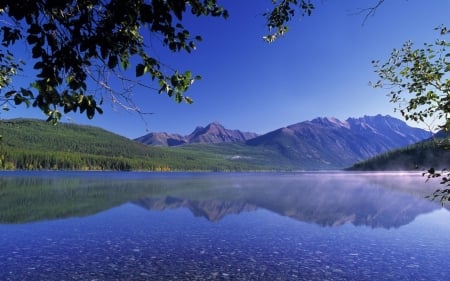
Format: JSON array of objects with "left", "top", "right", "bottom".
[
  {"left": 84, "top": 64, "right": 155, "bottom": 115},
  {"left": 350, "top": 0, "right": 386, "bottom": 25}
]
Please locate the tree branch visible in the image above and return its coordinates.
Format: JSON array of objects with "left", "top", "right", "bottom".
[{"left": 351, "top": 0, "right": 386, "bottom": 25}]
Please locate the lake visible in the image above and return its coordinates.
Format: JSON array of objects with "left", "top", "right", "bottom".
[{"left": 1, "top": 171, "right": 450, "bottom": 280}]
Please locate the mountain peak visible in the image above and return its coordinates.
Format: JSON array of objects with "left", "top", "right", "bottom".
[
  {"left": 204, "top": 122, "right": 227, "bottom": 133},
  {"left": 135, "top": 122, "right": 258, "bottom": 146},
  {"left": 188, "top": 122, "right": 257, "bottom": 144},
  {"left": 346, "top": 114, "right": 391, "bottom": 123},
  {"left": 310, "top": 117, "right": 350, "bottom": 128},
  {"left": 207, "top": 121, "right": 223, "bottom": 127}
]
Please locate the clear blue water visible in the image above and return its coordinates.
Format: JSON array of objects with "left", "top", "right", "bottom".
[{"left": 1, "top": 171, "right": 450, "bottom": 280}]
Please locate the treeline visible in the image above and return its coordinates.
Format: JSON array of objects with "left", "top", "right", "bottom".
[
  {"left": 2, "top": 148, "right": 147, "bottom": 170},
  {"left": 0, "top": 119, "right": 267, "bottom": 171},
  {"left": 0, "top": 143, "right": 260, "bottom": 171},
  {"left": 348, "top": 138, "right": 450, "bottom": 171}
]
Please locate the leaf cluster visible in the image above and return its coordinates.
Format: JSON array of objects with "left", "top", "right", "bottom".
[
  {"left": 424, "top": 167, "right": 450, "bottom": 206},
  {"left": 263, "top": 0, "right": 314, "bottom": 43},
  {"left": 0, "top": 0, "right": 228, "bottom": 121},
  {"left": 0, "top": 1, "right": 322, "bottom": 121},
  {"left": 372, "top": 25, "right": 450, "bottom": 131},
  {"left": 372, "top": 25, "right": 450, "bottom": 204}
]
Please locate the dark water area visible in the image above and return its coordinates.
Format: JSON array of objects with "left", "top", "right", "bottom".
[{"left": 0, "top": 171, "right": 450, "bottom": 280}]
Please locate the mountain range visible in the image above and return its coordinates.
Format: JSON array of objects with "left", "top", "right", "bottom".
[
  {"left": 135, "top": 114, "right": 432, "bottom": 169},
  {"left": 128, "top": 173, "right": 443, "bottom": 229},
  {"left": 2, "top": 173, "right": 443, "bottom": 228},
  {"left": 245, "top": 115, "right": 431, "bottom": 168},
  {"left": 135, "top": 122, "right": 258, "bottom": 146},
  {"left": 0, "top": 115, "right": 433, "bottom": 171}
]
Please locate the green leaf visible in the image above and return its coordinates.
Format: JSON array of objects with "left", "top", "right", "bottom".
[
  {"left": 4, "top": 91, "right": 16, "bottom": 98},
  {"left": 87, "top": 107, "right": 95, "bottom": 119},
  {"left": 27, "top": 24, "right": 41, "bottom": 34},
  {"left": 184, "top": 96, "right": 194, "bottom": 104},
  {"left": 107, "top": 55, "right": 118, "bottom": 69},
  {"left": 136, "top": 63, "right": 145, "bottom": 77},
  {"left": 27, "top": 35, "right": 39, "bottom": 44},
  {"left": 20, "top": 88, "right": 34, "bottom": 97},
  {"left": 13, "top": 94, "right": 23, "bottom": 105},
  {"left": 120, "top": 55, "right": 129, "bottom": 70}
]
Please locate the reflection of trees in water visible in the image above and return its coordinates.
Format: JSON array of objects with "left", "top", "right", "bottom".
[
  {"left": 0, "top": 172, "right": 444, "bottom": 228},
  {"left": 0, "top": 174, "right": 170, "bottom": 223}
]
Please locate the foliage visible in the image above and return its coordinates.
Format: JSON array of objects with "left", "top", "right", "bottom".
[
  {"left": 0, "top": 50, "right": 23, "bottom": 91},
  {"left": 0, "top": 0, "right": 316, "bottom": 122},
  {"left": 348, "top": 136, "right": 450, "bottom": 171},
  {"left": 373, "top": 26, "right": 450, "bottom": 204},
  {"left": 348, "top": 138, "right": 450, "bottom": 206},
  {"left": 372, "top": 25, "right": 450, "bottom": 131},
  {"left": 0, "top": 118, "right": 292, "bottom": 171},
  {"left": 424, "top": 167, "right": 450, "bottom": 206},
  {"left": 263, "top": 0, "right": 314, "bottom": 43}
]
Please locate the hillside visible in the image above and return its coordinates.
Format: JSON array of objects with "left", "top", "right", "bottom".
[
  {"left": 246, "top": 115, "right": 431, "bottom": 169},
  {"left": 348, "top": 136, "right": 450, "bottom": 171},
  {"left": 134, "top": 115, "right": 431, "bottom": 170},
  {"left": 176, "top": 142, "right": 303, "bottom": 170},
  {"left": 0, "top": 119, "right": 271, "bottom": 171},
  {"left": 0, "top": 115, "right": 432, "bottom": 171}
]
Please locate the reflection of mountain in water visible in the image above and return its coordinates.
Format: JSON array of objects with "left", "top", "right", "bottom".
[
  {"left": 132, "top": 173, "right": 442, "bottom": 229},
  {"left": 134, "top": 196, "right": 258, "bottom": 222},
  {"left": 0, "top": 172, "right": 445, "bottom": 228},
  {"left": 248, "top": 184, "right": 437, "bottom": 228}
]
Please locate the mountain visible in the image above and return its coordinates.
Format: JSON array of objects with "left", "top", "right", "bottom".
[
  {"left": 130, "top": 173, "right": 441, "bottom": 229},
  {"left": 134, "top": 132, "right": 187, "bottom": 146},
  {"left": 2, "top": 172, "right": 441, "bottom": 228},
  {"left": 187, "top": 122, "right": 259, "bottom": 144},
  {"left": 0, "top": 119, "right": 269, "bottom": 171},
  {"left": 0, "top": 115, "right": 432, "bottom": 171},
  {"left": 135, "top": 122, "right": 258, "bottom": 146},
  {"left": 134, "top": 197, "right": 258, "bottom": 222},
  {"left": 246, "top": 115, "right": 431, "bottom": 169}
]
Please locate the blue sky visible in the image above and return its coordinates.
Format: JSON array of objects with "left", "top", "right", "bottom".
[{"left": 3, "top": 0, "right": 450, "bottom": 138}]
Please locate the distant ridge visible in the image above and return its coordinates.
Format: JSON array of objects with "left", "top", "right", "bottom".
[
  {"left": 245, "top": 114, "right": 431, "bottom": 169},
  {"left": 0, "top": 116, "right": 432, "bottom": 171},
  {"left": 134, "top": 115, "right": 431, "bottom": 170},
  {"left": 135, "top": 132, "right": 187, "bottom": 146},
  {"left": 135, "top": 122, "right": 258, "bottom": 146}
]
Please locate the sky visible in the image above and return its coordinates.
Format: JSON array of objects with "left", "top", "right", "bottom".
[{"left": 2, "top": 0, "right": 450, "bottom": 139}]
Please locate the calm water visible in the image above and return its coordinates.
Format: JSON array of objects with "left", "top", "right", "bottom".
[{"left": 1, "top": 171, "right": 450, "bottom": 280}]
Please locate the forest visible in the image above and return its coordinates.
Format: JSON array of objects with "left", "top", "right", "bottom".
[
  {"left": 0, "top": 119, "right": 270, "bottom": 171},
  {"left": 348, "top": 136, "right": 450, "bottom": 171}
]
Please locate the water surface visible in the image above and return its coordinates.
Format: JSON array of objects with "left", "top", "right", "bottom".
[{"left": 0, "top": 171, "right": 449, "bottom": 280}]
